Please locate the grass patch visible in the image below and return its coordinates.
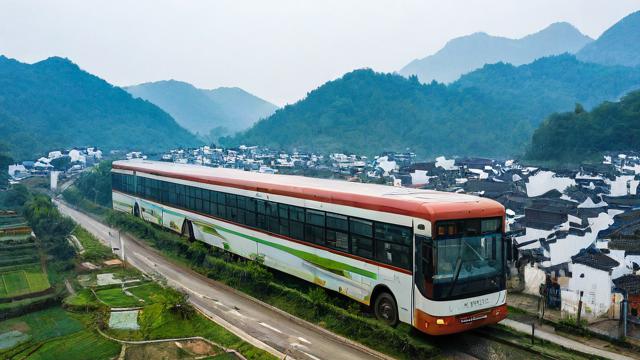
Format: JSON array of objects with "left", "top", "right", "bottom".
[
  {"left": 127, "top": 282, "right": 165, "bottom": 303},
  {"left": 63, "top": 289, "right": 100, "bottom": 309},
  {"left": 94, "top": 287, "right": 143, "bottom": 308},
  {"left": 72, "top": 226, "right": 114, "bottom": 263}
]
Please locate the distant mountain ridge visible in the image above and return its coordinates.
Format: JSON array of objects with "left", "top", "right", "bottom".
[
  {"left": 227, "top": 55, "right": 640, "bottom": 158},
  {"left": 577, "top": 10, "right": 640, "bottom": 67},
  {"left": 399, "top": 22, "right": 593, "bottom": 83},
  {"left": 125, "top": 80, "right": 278, "bottom": 138},
  {"left": 0, "top": 56, "right": 198, "bottom": 160}
]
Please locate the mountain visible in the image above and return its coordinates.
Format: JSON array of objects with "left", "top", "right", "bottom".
[
  {"left": 0, "top": 56, "right": 198, "bottom": 160},
  {"left": 577, "top": 11, "right": 640, "bottom": 67},
  {"left": 227, "top": 55, "right": 640, "bottom": 158},
  {"left": 526, "top": 90, "right": 640, "bottom": 162},
  {"left": 125, "top": 80, "right": 278, "bottom": 137},
  {"left": 399, "top": 22, "right": 592, "bottom": 83}
]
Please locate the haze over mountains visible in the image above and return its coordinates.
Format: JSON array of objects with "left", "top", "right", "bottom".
[
  {"left": 0, "top": 56, "right": 198, "bottom": 160},
  {"left": 226, "top": 10, "right": 640, "bottom": 159},
  {"left": 126, "top": 80, "right": 278, "bottom": 139},
  {"left": 399, "top": 22, "right": 593, "bottom": 83}
]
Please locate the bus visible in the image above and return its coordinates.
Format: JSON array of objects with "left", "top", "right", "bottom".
[{"left": 111, "top": 160, "right": 507, "bottom": 335}]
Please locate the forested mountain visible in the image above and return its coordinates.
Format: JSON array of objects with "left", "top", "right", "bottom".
[
  {"left": 399, "top": 22, "right": 592, "bottom": 83},
  {"left": 577, "top": 10, "right": 640, "bottom": 67},
  {"left": 526, "top": 90, "right": 640, "bottom": 162},
  {"left": 125, "top": 80, "right": 277, "bottom": 138},
  {"left": 452, "top": 54, "right": 640, "bottom": 120},
  {"left": 0, "top": 56, "right": 198, "bottom": 160},
  {"left": 227, "top": 55, "right": 640, "bottom": 158}
]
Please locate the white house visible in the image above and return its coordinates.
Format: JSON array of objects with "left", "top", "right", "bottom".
[{"left": 562, "top": 251, "right": 620, "bottom": 321}]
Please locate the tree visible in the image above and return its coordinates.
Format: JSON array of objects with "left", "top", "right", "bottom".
[
  {"left": 0, "top": 142, "right": 13, "bottom": 187},
  {"left": 153, "top": 288, "right": 194, "bottom": 320}
]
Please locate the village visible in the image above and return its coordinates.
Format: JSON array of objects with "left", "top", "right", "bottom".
[{"left": 8, "top": 144, "right": 640, "bottom": 340}]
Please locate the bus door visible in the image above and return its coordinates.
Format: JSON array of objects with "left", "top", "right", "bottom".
[{"left": 413, "top": 220, "right": 431, "bottom": 326}]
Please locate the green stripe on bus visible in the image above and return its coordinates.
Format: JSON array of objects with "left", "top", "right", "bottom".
[
  {"left": 210, "top": 223, "right": 377, "bottom": 280},
  {"left": 128, "top": 196, "right": 379, "bottom": 280}
]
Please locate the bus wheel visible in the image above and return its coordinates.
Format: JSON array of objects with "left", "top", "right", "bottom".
[
  {"left": 133, "top": 203, "right": 140, "bottom": 218},
  {"left": 374, "top": 292, "right": 399, "bottom": 327},
  {"left": 181, "top": 220, "right": 195, "bottom": 241}
]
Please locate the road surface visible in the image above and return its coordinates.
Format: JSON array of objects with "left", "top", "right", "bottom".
[{"left": 55, "top": 200, "right": 385, "bottom": 360}]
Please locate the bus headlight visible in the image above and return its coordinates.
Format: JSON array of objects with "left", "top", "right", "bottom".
[{"left": 436, "top": 319, "right": 445, "bottom": 325}]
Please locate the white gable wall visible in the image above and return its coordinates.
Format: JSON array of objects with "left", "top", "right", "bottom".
[{"left": 564, "top": 263, "right": 613, "bottom": 321}]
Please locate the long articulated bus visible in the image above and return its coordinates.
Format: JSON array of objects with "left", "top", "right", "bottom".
[{"left": 111, "top": 160, "right": 508, "bottom": 335}]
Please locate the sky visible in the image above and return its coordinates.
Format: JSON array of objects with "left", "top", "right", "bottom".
[{"left": 1, "top": 1, "right": 639, "bottom": 106}]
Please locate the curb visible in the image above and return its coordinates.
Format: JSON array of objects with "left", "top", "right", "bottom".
[{"left": 192, "top": 302, "right": 287, "bottom": 359}]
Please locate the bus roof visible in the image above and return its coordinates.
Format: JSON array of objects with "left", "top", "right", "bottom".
[{"left": 112, "top": 160, "right": 504, "bottom": 222}]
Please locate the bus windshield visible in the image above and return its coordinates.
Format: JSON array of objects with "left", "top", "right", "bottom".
[
  {"left": 418, "top": 218, "right": 505, "bottom": 301},
  {"left": 433, "top": 233, "right": 503, "bottom": 294}
]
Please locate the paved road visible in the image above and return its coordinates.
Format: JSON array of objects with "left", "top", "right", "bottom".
[{"left": 55, "top": 200, "right": 383, "bottom": 360}]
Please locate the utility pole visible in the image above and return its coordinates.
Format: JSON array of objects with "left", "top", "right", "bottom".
[
  {"left": 119, "top": 229, "right": 125, "bottom": 269},
  {"left": 577, "top": 290, "right": 584, "bottom": 326}
]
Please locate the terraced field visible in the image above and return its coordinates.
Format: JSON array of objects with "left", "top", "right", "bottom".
[{"left": 0, "top": 267, "right": 50, "bottom": 298}]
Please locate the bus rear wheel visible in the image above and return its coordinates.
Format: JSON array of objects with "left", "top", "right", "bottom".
[
  {"left": 181, "top": 219, "right": 195, "bottom": 241},
  {"left": 374, "top": 292, "right": 399, "bottom": 327}
]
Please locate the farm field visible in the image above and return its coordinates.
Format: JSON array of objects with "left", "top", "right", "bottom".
[
  {"left": 0, "top": 266, "right": 50, "bottom": 298},
  {"left": 0, "top": 307, "right": 120, "bottom": 360}
]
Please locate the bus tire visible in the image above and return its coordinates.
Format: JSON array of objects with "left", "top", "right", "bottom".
[
  {"left": 374, "top": 292, "right": 399, "bottom": 327},
  {"left": 181, "top": 220, "right": 195, "bottom": 241},
  {"left": 133, "top": 203, "right": 140, "bottom": 218}
]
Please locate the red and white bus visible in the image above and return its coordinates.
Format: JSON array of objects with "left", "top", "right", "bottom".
[{"left": 111, "top": 160, "right": 507, "bottom": 335}]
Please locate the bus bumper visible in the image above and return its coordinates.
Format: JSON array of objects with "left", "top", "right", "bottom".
[{"left": 414, "top": 304, "right": 508, "bottom": 336}]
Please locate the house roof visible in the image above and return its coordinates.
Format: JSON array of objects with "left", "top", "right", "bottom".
[
  {"left": 571, "top": 249, "right": 620, "bottom": 272},
  {"left": 613, "top": 274, "right": 640, "bottom": 295}
]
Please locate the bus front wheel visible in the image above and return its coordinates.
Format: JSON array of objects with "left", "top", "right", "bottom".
[{"left": 374, "top": 292, "right": 399, "bottom": 327}]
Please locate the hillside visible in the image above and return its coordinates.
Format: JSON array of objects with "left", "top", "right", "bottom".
[
  {"left": 452, "top": 54, "right": 640, "bottom": 121},
  {"left": 227, "top": 55, "right": 640, "bottom": 158},
  {"left": 399, "top": 22, "right": 592, "bottom": 83},
  {"left": 125, "top": 80, "right": 277, "bottom": 137},
  {"left": 0, "top": 56, "right": 198, "bottom": 160},
  {"left": 526, "top": 90, "right": 640, "bottom": 162},
  {"left": 577, "top": 11, "right": 640, "bottom": 67}
]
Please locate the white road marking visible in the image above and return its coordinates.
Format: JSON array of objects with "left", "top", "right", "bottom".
[
  {"left": 301, "top": 350, "right": 322, "bottom": 360},
  {"left": 290, "top": 342, "right": 310, "bottom": 351},
  {"left": 297, "top": 337, "right": 312, "bottom": 345},
  {"left": 259, "top": 322, "right": 283, "bottom": 334}
]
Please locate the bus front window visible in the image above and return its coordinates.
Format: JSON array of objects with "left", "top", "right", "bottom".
[{"left": 417, "top": 218, "right": 505, "bottom": 301}]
